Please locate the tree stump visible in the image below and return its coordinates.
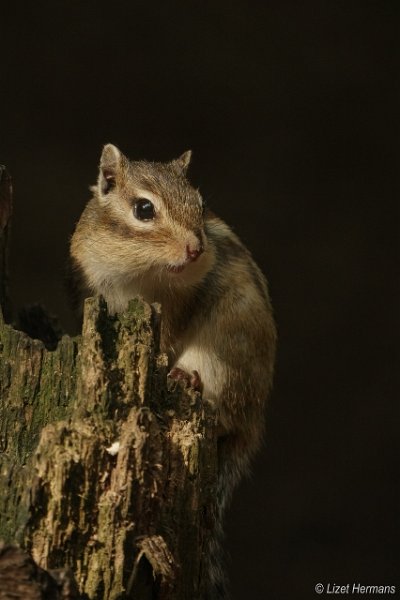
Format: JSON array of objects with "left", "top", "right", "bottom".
[{"left": 0, "top": 166, "right": 218, "bottom": 599}]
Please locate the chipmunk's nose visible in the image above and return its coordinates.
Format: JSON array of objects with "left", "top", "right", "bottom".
[{"left": 186, "top": 242, "right": 204, "bottom": 262}]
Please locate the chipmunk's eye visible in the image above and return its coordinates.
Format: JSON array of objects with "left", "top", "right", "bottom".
[{"left": 133, "top": 199, "right": 155, "bottom": 221}]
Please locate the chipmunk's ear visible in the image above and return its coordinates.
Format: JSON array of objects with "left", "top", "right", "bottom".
[
  {"left": 172, "top": 150, "right": 192, "bottom": 175},
  {"left": 98, "top": 144, "right": 126, "bottom": 196}
]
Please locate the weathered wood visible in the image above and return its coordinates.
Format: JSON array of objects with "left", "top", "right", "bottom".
[{"left": 0, "top": 169, "right": 218, "bottom": 599}]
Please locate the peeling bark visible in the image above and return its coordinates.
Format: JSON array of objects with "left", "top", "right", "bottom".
[{"left": 0, "top": 170, "right": 218, "bottom": 599}]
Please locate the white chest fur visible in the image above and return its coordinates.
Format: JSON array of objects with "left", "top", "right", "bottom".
[{"left": 174, "top": 345, "right": 226, "bottom": 404}]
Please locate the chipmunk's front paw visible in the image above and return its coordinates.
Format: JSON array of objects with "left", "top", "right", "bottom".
[{"left": 168, "top": 367, "right": 202, "bottom": 392}]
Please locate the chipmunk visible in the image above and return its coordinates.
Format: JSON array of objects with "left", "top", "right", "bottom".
[{"left": 70, "top": 144, "right": 276, "bottom": 598}]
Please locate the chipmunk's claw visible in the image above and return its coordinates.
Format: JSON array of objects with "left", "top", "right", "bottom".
[{"left": 168, "top": 367, "right": 202, "bottom": 392}]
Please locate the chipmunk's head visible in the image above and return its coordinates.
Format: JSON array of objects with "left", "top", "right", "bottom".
[{"left": 71, "top": 144, "right": 214, "bottom": 304}]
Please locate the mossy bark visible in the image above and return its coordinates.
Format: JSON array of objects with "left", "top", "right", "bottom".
[{"left": 0, "top": 168, "right": 218, "bottom": 600}]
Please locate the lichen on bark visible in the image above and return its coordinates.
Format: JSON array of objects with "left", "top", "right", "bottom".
[{"left": 0, "top": 296, "right": 218, "bottom": 599}]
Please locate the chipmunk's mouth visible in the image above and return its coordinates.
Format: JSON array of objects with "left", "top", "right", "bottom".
[{"left": 167, "top": 264, "right": 186, "bottom": 274}]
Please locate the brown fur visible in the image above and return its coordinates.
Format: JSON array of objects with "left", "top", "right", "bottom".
[{"left": 70, "top": 144, "right": 277, "bottom": 598}]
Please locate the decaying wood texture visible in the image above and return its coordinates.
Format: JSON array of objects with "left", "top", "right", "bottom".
[{"left": 0, "top": 167, "right": 218, "bottom": 599}]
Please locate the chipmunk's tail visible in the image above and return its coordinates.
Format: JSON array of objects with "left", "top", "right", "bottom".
[{"left": 204, "top": 436, "right": 254, "bottom": 599}]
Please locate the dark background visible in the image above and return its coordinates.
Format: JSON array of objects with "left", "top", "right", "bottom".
[{"left": 0, "top": 1, "right": 398, "bottom": 598}]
